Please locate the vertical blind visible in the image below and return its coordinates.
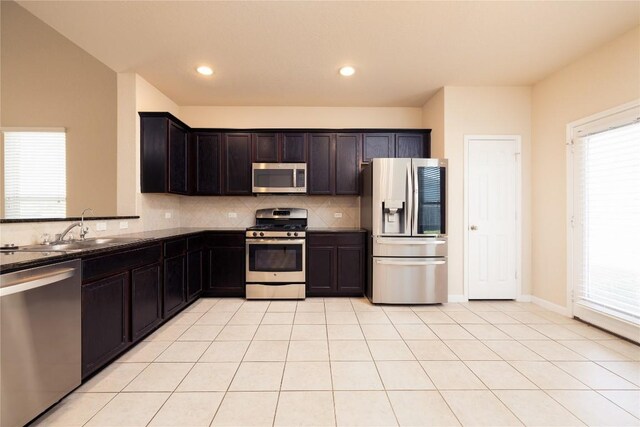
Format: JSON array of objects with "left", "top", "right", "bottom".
[
  {"left": 573, "top": 117, "right": 640, "bottom": 324},
  {"left": 3, "top": 130, "right": 66, "bottom": 218}
]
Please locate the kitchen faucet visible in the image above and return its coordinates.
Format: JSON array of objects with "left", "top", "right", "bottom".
[{"left": 54, "top": 208, "right": 93, "bottom": 243}]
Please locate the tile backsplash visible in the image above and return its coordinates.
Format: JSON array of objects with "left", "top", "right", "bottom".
[
  {"left": 0, "top": 194, "right": 360, "bottom": 246},
  {"left": 179, "top": 195, "right": 360, "bottom": 228}
]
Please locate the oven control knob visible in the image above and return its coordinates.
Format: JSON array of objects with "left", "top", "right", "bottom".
[
  {"left": 259, "top": 232, "right": 264, "bottom": 237},
  {"left": 287, "top": 232, "right": 292, "bottom": 236},
  {"left": 294, "top": 232, "right": 298, "bottom": 237},
  {"left": 252, "top": 232, "right": 258, "bottom": 237}
]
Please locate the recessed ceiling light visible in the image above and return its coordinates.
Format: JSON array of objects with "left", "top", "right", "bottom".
[
  {"left": 196, "top": 66, "right": 213, "bottom": 76},
  {"left": 339, "top": 66, "right": 355, "bottom": 77}
]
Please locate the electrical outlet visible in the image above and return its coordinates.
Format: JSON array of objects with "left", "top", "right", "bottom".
[
  {"left": 164, "top": 212, "right": 172, "bottom": 219},
  {"left": 334, "top": 212, "right": 343, "bottom": 218},
  {"left": 95, "top": 222, "right": 107, "bottom": 231},
  {"left": 119, "top": 221, "right": 129, "bottom": 229},
  {"left": 228, "top": 212, "right": 238, "bottom": 218}
]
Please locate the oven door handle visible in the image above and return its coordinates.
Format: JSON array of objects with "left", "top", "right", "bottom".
[{"left": 246, "top": 239, "right": 306, "bottom": 245}]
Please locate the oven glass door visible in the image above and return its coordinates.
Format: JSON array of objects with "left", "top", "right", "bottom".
[{"left": 246, "top": 239, "right": 305, "bottom": 283}]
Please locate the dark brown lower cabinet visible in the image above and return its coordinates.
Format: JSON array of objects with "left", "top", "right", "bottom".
[
  {"left": 131, "top": 263, "right": 162, "bottom": 341},
  {"left": 81, "top": 272, "right": 129, "bottom": 378},
  {"left": 187, "top": 250, "right": 203, "bottom": 301},
  {"left": 307, "top": 232, "right": 365, "bottom": 297},
  {"left": 205, "top": 232, "right": 246, "bottom": 297},
  {"left": 164, "top": 255, "right": 186, "bottom": 318}
]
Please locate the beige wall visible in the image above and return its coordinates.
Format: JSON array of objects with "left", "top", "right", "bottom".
[
  {"left": 180, "top": 106, "right": 423, "bottom": 129},
  {"left": 531, "top": 26, "right": 640, "bottom": 308},
  {"left": 421, "top": 88, "right": 445, "bottom": 158},
  {"left": 443, "top": 86, "right": 532, "bottom": 299},
  {"left": 0, "top": 1, "right": 118, "bottom": 217}
]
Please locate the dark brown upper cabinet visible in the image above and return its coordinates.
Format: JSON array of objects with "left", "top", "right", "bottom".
[
  {"left": 140, "top": 114, "right": 189, "bottom": 194},
  {"left": 308, "top": 133, "right": 334, "bottom": 195},
  {"left": 362, "top": 132, "right": 429, "bottom": 162},
  {"left": 253, "top": 132, "right": 307, "bottom": 163},
  {"left": 395, "top": 133, "right": 428, "bottom": 158},
  {"left": 362, "top": 133, "right": 395, "bottom": 162},
  {"left": 190, "top": 132, "right": 222, "bottom": 195},
  {"left": 281, "top": 133, "right": 307, "bottom": 162},
  {"left": 223, "top": 133, "right": 252, "bottom": 195},
  {"left": 168, "top": 123, "right": 188, "bottom": 194},
  {"left": 253, "top": 133, "right": 279, "bottom": 162},
  {"left": 140, "top": 112, "right": 430, "bottom": 197},
  {"left": 335, "top": 133, "right": 361, "bottom": 195}
]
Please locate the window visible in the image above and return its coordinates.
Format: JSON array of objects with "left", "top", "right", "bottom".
[
  {"left": 3, "top": 130, "right": 66, "bottom": 218},
  {"left": 569, "top": 102, "right": 640, "bottom": 341}
]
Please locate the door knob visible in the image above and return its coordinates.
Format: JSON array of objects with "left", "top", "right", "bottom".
[{"left": 470, "top": 225, "right": 478, "bottom": 230}]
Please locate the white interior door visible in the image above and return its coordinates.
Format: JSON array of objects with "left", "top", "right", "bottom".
[{"left": 467, "top": 137, "right": 519, "bottom": 299}]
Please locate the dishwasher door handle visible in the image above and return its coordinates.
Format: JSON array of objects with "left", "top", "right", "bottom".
[{"left": 0, "top": 268, "right": 76, "bottom": 298}]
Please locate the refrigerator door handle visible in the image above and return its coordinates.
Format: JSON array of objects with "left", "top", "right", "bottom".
[
  {"left": 375, "top": 259, "right": 446, "bottom": 266},
  {"left": 406, "top": 162, "right": 413, "bottom": 236},
  {"left": 376, "top": 238, "right": 446, "bottom": 245},
  {"left": 412, "top": 162, "right": 419, "bottom": 236}
]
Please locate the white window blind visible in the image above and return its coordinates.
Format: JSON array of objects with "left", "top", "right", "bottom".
[
  {"left": 571, "top": 107, "right": 640, "bottom": 333},
  {"left": 3, "top": 130, "right": 66, "bottom": 218}
]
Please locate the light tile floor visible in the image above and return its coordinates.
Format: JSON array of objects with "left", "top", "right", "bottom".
[{"left": 36, "top": 298, "right": 640, "bottom": 426}]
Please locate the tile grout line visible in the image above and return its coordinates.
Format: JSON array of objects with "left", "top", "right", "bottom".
[
  {"left": 355, "top": 302, "right": 402, "bottom": 427},
  {"left": 271, "top": 299, "right": 299, "bottom": 427},
  {"left": 146, "top": 298, "right": 228, "bottom": 427},
  {"left": 83, "top": 298, "right": 222, "bottom": 427},
  {"left": 209, "top": 299, "right": 271, "bottom": 427}
]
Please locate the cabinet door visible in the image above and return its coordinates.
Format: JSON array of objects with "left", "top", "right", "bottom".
[
  {"left": 223, "top": 133, "right": 252, "bottom": 195},
  {"left": 163, "top": 255, "right": 186, "bottom": 318},
  {"left": 308, "top": 133, "right": 334, "bottom": 195},
  {"left": 281, "top": 133, "right": 307, "bottom": 162},
  {"left": 208, "top": 246, "right": 245, "bottom": 296},
  {"left": 335, "top": 134, "right": 361, "bottom": 195},
  {"left": 82, "top": 272, "right": 128, "bottom": 377},
  {"left": 187, "top": 250, "right": 203, "bottom": 302},
  {"left": 191, "top": 132, "right": 221, "bottom": 195},
  {"left": 253, "top": 133, "right": 279, "bottom": 163},
  {"left": 131, "top": 263, "right": 162, "bottom": 341},
  {"left": 140, "top": 116, "right": 168, "bottom": 193},
  {"left": 395, "top": 134, "right": 426, "bottom": 158},
  {"left": 362, "top": 133, "right": 394, "bottom": 162},
  {"left": 306, "top": 246, "right": 336, "bottom": 296},
  {"left": 168, "top": 122, "right": 188, "bottom": 194},
  {"left": 337, "top": 246, "right": 365, "bottom": 294}
]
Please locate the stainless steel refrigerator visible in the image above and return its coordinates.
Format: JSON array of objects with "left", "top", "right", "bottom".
[{"left": 361, "top": 158, "right": 448, "bottom": 304}]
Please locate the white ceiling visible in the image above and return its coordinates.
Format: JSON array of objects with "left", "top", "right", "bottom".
[{"left": 17, "top": 1, "right": 640, "bottom": 107}]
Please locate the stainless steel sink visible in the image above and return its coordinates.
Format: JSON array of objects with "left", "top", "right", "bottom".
[{"left": 1, "top": 237, "right": 144, "bottom": 253}]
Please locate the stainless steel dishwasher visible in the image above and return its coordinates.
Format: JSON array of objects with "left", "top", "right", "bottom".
[{"left": 0, "top": 259, "right": 81, "bottom": 427}]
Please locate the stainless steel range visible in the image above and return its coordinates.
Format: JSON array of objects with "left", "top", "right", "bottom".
[{"left": 245, "top": 208, "right": 307, "bottom": 299}]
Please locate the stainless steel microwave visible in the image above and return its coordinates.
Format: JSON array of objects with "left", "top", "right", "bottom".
[{"left": 252, "top": 163, "right": 307, "bottom": 194}]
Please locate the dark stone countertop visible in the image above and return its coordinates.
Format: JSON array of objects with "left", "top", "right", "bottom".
[
  {"left": 0, "top": 227, "right": 364, "bottom": 273},
  {"left": 0, "top": 227, "right": 246, "bottom": 274}
]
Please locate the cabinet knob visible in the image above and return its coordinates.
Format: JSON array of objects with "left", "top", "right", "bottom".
[{"left": 470, "top": 225, "right": 478, "bottom": 231}]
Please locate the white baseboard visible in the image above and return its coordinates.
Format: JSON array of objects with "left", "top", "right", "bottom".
[
  {"left": 531, "top": 296, "right": 572, "bottom": 317},
  {"left": 516, "top": 294, "right": 532, "bottom": 302},
  {"left": 447, "top": 294, "right": 468, "bottom": 303}
]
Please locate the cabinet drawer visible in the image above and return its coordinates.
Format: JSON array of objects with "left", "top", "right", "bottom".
[
  {"left": 82, "top": 244, "right": 161, "bottom": 282},
  {"left": 206, "top": 232, "right": 245, "bottom": 247},
  {"left": 164, "top": 239, "right": 187, "bottom": 258},
  {"left": 307, "top": 232, "right": 364, "bottom": 246}
]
